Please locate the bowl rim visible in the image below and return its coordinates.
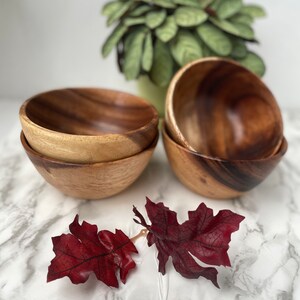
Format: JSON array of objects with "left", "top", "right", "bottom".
[
  {"left": 20, "top": 87, "right": 159, "bottom": 139},
  {"left": 162, "top": 122, "right": 287, "bottom": 163},
  {"left": 21, "top": 130, "right": 159, "bottom": 166},
  {"left": 165, "top": 57, "right": 284, "bottom": 158}
]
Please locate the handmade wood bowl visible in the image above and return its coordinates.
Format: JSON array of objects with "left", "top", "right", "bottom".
[
  {"left": 162, "top": 123, "right": 287, "bottom": 199},
  {"left": 21, "top": 132, "right": 158, "bottom": 199},
  {"left": 20, "top": 88, "right": 158, "bottom": 163},
  {"left": 165, "top": 58, "right": 283, "bottom": 160}
]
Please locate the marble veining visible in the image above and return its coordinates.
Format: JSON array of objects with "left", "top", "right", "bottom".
[{"left": 0, "top": 111, "right": 300, "bottom": 300}]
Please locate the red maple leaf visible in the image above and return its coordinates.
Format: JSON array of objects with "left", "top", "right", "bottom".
[
  {"left": 133, "top": 198, "right": 245, "bottom": 288},
  {"left": 47, "top": 215, "right": 138, "bottom": 288}
]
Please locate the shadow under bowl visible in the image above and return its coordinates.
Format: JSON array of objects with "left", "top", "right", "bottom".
[
  {"left": 20, "top": 88, "right": 158, "bottom": 163},
  {"left": 162, "top": 123, "right": 287, "bottom": 199},
  {"left": 21, "top": 131, "right": 158, "bottom": 200},
  {"left": 165, "top": 58, "right": 283, "bottom": 160}
]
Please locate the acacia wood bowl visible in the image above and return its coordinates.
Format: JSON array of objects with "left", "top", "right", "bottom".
[
  {"left": 20, "top": 88, "right": 158, "bottom": 163},
  {"left": 21, "top": 132, "right": 158, "bottom": 200},
  {"left": 165, "top": 58, "right": 283, "bottom": 160},
  {"left": 162, "top": 123, "right": 287, "bottom": 199}
]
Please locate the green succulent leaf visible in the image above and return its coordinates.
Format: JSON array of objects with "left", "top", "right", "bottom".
[
  {"left": 171, "top": 30, "right": 203, "bottom": 66},
  {"left": 199, "top": 0, "right": 215, "bottom": 8},
  {"left": 237, "top": 51, "right": 265, "bottom": 76},
  {"left": 202, "top": 43, "right": 215, "bottom": 57},
  {"left": 142, "top": 32, "right": 154, "bottom": 71},
  {"left": 102, "top": 1, "right": 123, "bottom": 17},
  {"left": 216, "top": 0, "right": 242, "bottom": 19},
  {"left": 210, "top": 17, "right": 255, "bottom": 40},
  {"left": 124, "top": 27, "right": 146, "bottom": 52},
  {"left": 102, "top": 24, "right": 127, "bottom": 57},
  {"left": 142, "top": 0, "right": 176, "bottom": 9},
  {"left": 232, "top": 22, "right": 255, "bottom": 40},
  {"left": 124, "top": 17, "right": 145, "bottom": 26},
  {"left": 240, "top": 5, "right": 266, "bottom": 18},
  {"left": 230, "top": 13, "right": 254, "bottom": 26},
  {"left": 173, "top": 0, "right": 201, "bottom": 8},
  {"left": 230, "top": 38, "right": 247, "bottom": 58},
  {"left": 209, "top": 0, "right": 221, "bottom": 10},
  {"left": 150, "top": 39, "right": 174, "bottom": 87},
  {"left": 124, "top": 31, "right": 146, "bottom": 80},
  {"left": 209, "top": 17, "right": 240, "bottom": 35},
  {"left": 129, "top": 5, "right": 153, "bottom": 17},
  {"left": 101, "top": 0, "right": 267, "bottom": 86},
  {"left": 197, "top": 23, "right": 232, "bottom": 56},
  {"left": 155, "top": 0, "right": 176, "bottom": 8},
  {"left": 107, "top": 1, "right": 133, "bottom": 26},
  {"left": 124, "top": 32, "right": 135, "bottom": 53},
  {"left": 195, "top": 33, "right": 216, "bottom": 56},
  {"left": 146, "top": 10, "right": 167, "bottom": 29},
  {"left": 175, "top": 7, "right": 208, "bottom": 27},
  {"left": 155, "top": 16, "right": 178, "bottom": 42}
]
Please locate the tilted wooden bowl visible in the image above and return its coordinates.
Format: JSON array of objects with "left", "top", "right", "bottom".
[
  {"left": 162, "top": 123, "right": 287, "bottom": 199},
  {"left": 165, "top": 58, "right": 283, "bottom": 160},
  {"left": 20, "top": 88, "right": 158, "bottom": 163},
  {"left": 21, "top": 132, "right": 158, "bottom": 200}
]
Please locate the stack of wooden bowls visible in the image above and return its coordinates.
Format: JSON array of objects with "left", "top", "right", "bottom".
[
  {"left": 20, "top": 88, "right": 159, "bottom": 199},
  {"left": 164, "top": 58, "right": 287, "bottom": 199}
]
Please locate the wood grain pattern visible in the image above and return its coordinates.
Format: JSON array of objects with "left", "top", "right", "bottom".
[
  {"left": 21, "top": 132, "right": 158, "bottom": 200},
  {"left": 20, "top": 88, "right": 158, "bottom": 163},
  {"left": 162, "top": 123, "right": 287, "bottom": 199},
  {"left": 166, "top": 58, "right": 283, "bottom": 160}
]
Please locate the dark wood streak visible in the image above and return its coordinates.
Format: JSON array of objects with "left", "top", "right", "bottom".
[
  {"left": 162, "top": 124, "right": 287, "bottom": 199},
  {"left": 192, "top": 147, "right": 287, "bottom": 192},
  {"left": 21, "top": 132, "right": 158, "bottom": 199},
  {"left": 70, "top": 88, "right": 151, "bottom": 111},
  {"left": 166, "top": 58, "right": 283, "bottom": 161},
  {"left": 20, "top": 87, "right": 158, "bottom": 163},
  {"left": 196, "top": 62, "right": 231, "bottom": 157},
  {"left": 26, "top": 88, "right": 157, "bottom": 135},
  {"left": 195, "top": 62, "right": 282, "bottom": 160},
  {"left": 196, "top": 63, "right": 281, "bottom": 159}
]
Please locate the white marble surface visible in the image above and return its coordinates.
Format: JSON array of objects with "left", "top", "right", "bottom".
[{"left": 0, "top": 111, "right": 300, "bottom": 300}]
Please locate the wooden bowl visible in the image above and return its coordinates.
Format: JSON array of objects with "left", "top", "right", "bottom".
[
  {"left": 165, "top": 58, "right": 283, "bottom": 160},
  {"left": 162, "top": 123, "right": 287, "bottom": 199},
  {"left": 21, "top": 131, "right": 158, "bottom": 199},
  {"left": 20, "top": 88, "right": 158, "bottom": 163}
]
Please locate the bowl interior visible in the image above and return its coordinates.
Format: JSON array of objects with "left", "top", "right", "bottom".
[
  {"left": 168, "top": 59, "right": 283, "bottom": 160},
  {"left": 24, "top": 88, "right": 157, "bottom": 135}
]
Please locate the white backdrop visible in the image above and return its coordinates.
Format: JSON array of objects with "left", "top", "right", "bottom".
[{"left": 0, "top": 0, "right": 299, "bottom": 108}]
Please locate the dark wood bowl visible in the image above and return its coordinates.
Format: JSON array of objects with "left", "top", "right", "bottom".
[
  {"left": 21, "top": 132, "right": 158, "bottom": 199},
  {"left": 165, "top": 58, "right": 283, "bottom": 160},
  {"left": 162, "top": 123, "right": 287, "bottom": 199},
  {"left": 20, "top": 88, "right": 158, "bottom": 163}
]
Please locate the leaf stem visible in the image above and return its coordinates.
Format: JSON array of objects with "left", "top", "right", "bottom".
[
  {"left": 130, "top": 229, "right": 148, "bottom": 243},
  {"left": 205, "top": 7, "right": 217, "bottom": 17}
]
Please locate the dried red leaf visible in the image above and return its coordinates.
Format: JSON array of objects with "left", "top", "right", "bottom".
[
  {"left": 47, "top": 215, "right": 138, "bottom": 288},
  {"left": 133, "top": 198, "right": 245, "bottom": 288}
]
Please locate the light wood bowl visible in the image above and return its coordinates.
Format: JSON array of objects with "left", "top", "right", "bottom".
[
  {"left": 162, "top": 123, "right": 287, "bottom": 199},
  {"left": 165, "top": 58, "right": 283, "bottom": 160},
  {"left": 21, "top": 132, "right": 158, "bottom": 199},
  {"left": 20, "top": 88, "right": 158, "bottom": 163}
]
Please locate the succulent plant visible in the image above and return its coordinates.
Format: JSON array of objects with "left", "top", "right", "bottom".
[{"left": 101, "top": 0, "right": 266, "bottom": 87}]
